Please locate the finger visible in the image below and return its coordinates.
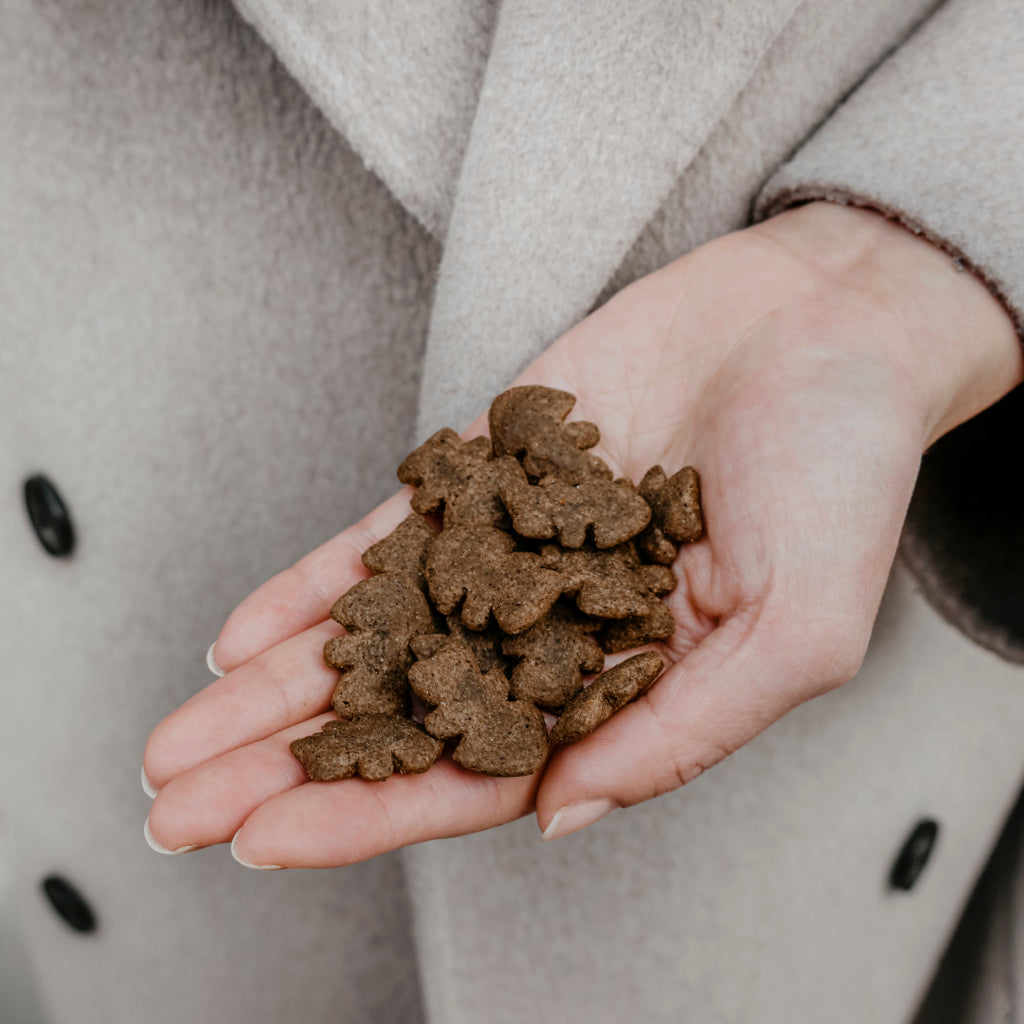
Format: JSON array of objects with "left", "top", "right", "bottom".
[
  {"left": 146, "top": 712, "right": 336, "bottom": 852},
  {"left": 230, "top": 755, "right": 539, "bottom": 869},
  {"left": 535, "top": 602, "right": 858, "bottom": 839},
  {"left": 213, "top": 487, "right": 416, "bottom": 673},
  {"left": 144, "top": 619, "right": 339, "bottom": 789}
]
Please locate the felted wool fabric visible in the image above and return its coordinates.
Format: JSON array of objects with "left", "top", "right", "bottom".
[
  {"left": 0, "top": 2, "right": 433, "bottom": 1021},
  {"left": 911, "top": 783, "right": 1024, "bottom": 1024},
  {"left": 3, "top": 0, "right": 1024, "bottom": 1023},
  {"left": 227, "top": 0, "right": 500, "bottom": 236},
  {"left": 754, "top": 0, "right": 1024, "bottom": 666}
]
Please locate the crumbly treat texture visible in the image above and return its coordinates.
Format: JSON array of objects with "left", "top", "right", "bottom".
[
  {"left": 324, "top": 574, "right": 436, "bottom": 716},
  {"left": 501, "top": 473, "right": 651, "bottom": 549},
  {"left": 502, "top": 601, "right": 605, "bottom": 711},
  {"left": 292, "top": 385, "right": 705, "bottom": 781},
  {"left": 408, "top": 637, "right": 549, "bottom": 777},
  {"left": 397, "top": 429, "right": 493, "bottom": 516},
  {"left": 444, "top": 615, "right": 513, "bottom": 675},
  {"left": 636, "top": 465, "right": 704, "bottom": 565},
  {"left": 397, "top": 428, "right": 525, "bottom": 529},
  {"left": 540, "top": 542, "right": 676, "bottom": 619},
  {"left": 289, "top": 714, "right": 443, "bottom": 781},
  {"left": 361, "top": 513, "right": 436, "bottom": 589},
  {"left": 489, "top": 386, "right": 611, "bottom": 483},
  {"left": 425, "top": 524, "right": 563, "bottom": 634},
  {"left": 549, "top": 651, "right": 665, "bottom": 746},
  {"left": 600, "top": 602, "right": 677, "bottom": 653}
]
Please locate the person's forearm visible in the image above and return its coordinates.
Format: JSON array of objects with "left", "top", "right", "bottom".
[{"left": 754, "top": 201, "right": 1023, "bottom": 449}]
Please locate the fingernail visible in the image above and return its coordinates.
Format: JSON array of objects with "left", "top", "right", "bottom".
[
  {"left": 541, "top": 798, "right": 618, "bottom": 841},
  {"left": 141, "top": 765, "right": 159, "bottom": 799},
  {"left": 231, "top": 831, "right": 283, "bottom": 870},
  {"left": 207, "top": 642, "right": 225, "bottom": 677},
  {"left": 144, "top": 817, "right": 199, "bottom": 855}
]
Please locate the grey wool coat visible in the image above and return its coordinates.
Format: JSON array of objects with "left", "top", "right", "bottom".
[{"left": 2, "top": 1, "right": 1023, "bottom": 1022}]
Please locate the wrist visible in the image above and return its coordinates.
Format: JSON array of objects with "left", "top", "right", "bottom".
[{"left": 754, "top": 201, "right": 1023, "bottom": 448}]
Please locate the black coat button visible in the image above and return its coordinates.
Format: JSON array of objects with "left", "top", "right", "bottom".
[
  {"left": 889, "top": 819, "right": 940, "bottom": 891},
  {"left": 41, "top": 874, "right": 97, "bottom": 933},
  {"left": 23, "top": 475, "right": 75, "bottom": 557}
]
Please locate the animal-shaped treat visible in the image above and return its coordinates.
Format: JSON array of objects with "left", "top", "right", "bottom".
[
  {"left": 636, "top": 465, "right": 704, "bottom": 565},
  {"left": 600, "top": 602, "right": 677, "bottom": 653},
  {"left": 500, "top": 473, "right": 651, "bottom": 549},
  {"left": 290, "top": 714, "right": 443, "bottom": 781},
  {"left": 489, "top": 385, "right": 611, "bottom": 483},
  {"left": 425, "top": 524, "right": 563, "bottom": 634},
  {"left": 361, "top": 513, "right": 436, "bottom": 590},
  {"left": 408, "top": 637, "right": 549, "bottom": 776},
  {"left": 324, "top": 574, "right": 436, "bottom": 716},
  {"left": 502, "top": 601, "right": 605, "bottom": 711},
  {"left": 397, "top": 428, "right": 524, "bottom": 529},
  {"left": 550, "top": 651, "right": 665, "bottom": 745},
  {"left": 540, "top": 542, "right": 677, "bottom": 620}
]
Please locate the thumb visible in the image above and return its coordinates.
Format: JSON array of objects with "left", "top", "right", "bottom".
[{"left": 535, "top": 604, "right": 863, "bottom": 840}]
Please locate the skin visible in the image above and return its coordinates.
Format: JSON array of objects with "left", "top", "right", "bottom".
[{"left": 142, "top": 201, "right": 1022, "bottom": 867}]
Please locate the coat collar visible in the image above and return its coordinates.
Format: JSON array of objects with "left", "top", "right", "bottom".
[
  {"left": 229, "top": 0, "right": 500, "bottom": 237},
  {"left": 230, "top": 0, "right": 803, "bottom": 430}
]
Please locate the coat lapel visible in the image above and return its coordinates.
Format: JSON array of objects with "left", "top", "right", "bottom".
[
  {"left": 229, "top": 0, "right": 805, "bottom": 435},
  {"left": 417, "top": 0, "right": 804, "bottom": 436},
  {"left": 229, "top": 0, "right": 500, "bottom": 237}
]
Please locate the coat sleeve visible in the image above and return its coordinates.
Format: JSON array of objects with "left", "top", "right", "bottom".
[{"left": 753, "top": 0, "right": 1024, "bottom": 665}]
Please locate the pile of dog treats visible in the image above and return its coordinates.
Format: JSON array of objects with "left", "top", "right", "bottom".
[{"left": 290, "top": 386, "right": 703, "bottom": 781}]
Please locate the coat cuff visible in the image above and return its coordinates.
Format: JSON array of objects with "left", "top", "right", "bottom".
[{"left": 753, "top": 0, "right": 1024, "bottom": 664}]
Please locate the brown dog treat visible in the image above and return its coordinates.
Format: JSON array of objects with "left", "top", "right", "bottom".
[
  {"left": 445, "top": 615, "right": 512, "bottom": 674},
  {"left": 600, "top": 601, "right": 676, "bottom": 653},
  {"left": 489, "top": 386, "right": 611, "bottom": 483},
  {"left": 408, "top": 632, "right": 448, "bottom": 661},
  {"left": 502, "top": 601, "right": 605, "bottom": 711},
  {"left": 501, "top": 473, "right": 651, "bottom": 549},
  {"left": 397, "top": 428, "right": 491, "bottom": 513},
  {"left": 550, "top": 651, "right": 665, "bottom": 745},
  {"left": 397, "top": 428, "right": 521, "bottom": 528},
  {"left": 541, "top": 543, "right": 676, "bottom": 619},
  {"left": 408, "top": 638, "right": 549, "bottom": 776},
  {"left": 636, "top": 465, "right": 704, "bottom": 565},
  {"left": 406, "top": 619, "right": 512, "bottom": 676},
  {"left": 324, "top": 574, "right": 436, "bottom": 716},
  {"left": 444, "top": 455, "right": 526, "bottom": 529},
  {"left": 361, "top": 513, "right": 436, "bottom": 588},
  {"left": 290, "top": 714, "right": 443, "bottom": 781},
  {"left": 426, "top": 525, "right": 563, "bottom": 634}
]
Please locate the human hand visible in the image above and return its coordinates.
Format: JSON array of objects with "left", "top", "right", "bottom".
[{"left": 143, "top": 202, "right": 1021, "bottom": 866}]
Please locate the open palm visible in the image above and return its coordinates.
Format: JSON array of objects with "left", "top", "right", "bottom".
[{"left": 143, "top": 203, "right": 1013, "bottom": 866}]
